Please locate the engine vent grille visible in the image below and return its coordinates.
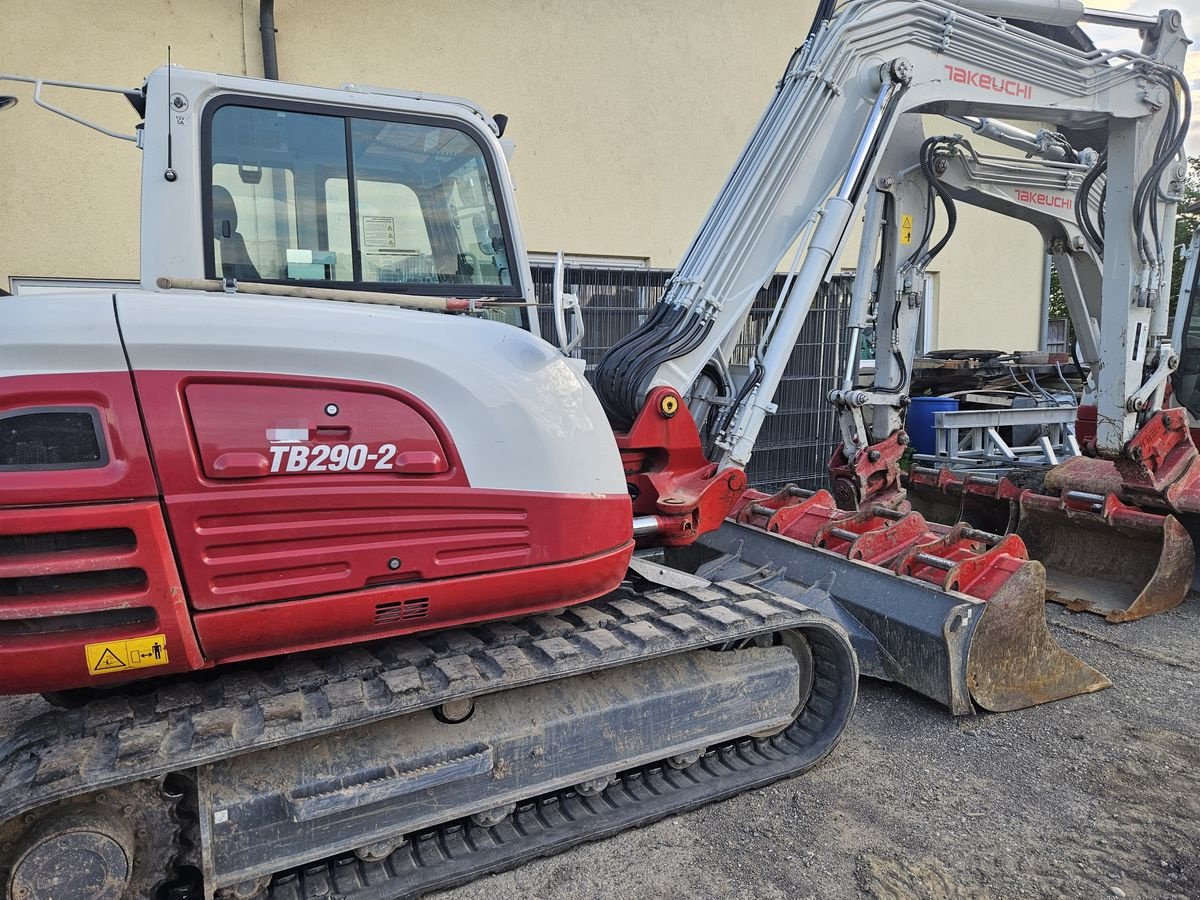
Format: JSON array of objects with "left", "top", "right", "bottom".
[
  {"left": 0, "top": 527, "right": 153, "bottom": 635},
  {"left": 374, "top": 598, "right": 430, "bottom": 625},
  {"left": 0, "top": 407, "right": 107, "bottom": 470},
  {"left": 0, "top": 567, "right": 147, "bottom": 598},
  {"left": 0, "top": 606, "right": 154, "bottom": 636},
  {"left": 0, "top": 528, "right": 136, "bottom": 557}
]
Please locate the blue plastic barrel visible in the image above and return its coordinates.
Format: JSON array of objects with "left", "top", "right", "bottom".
[{"left": 907, "top": 396, "right": 959, "bottom": 456}]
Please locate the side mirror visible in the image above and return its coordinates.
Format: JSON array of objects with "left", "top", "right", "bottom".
[{"left": 552, "top": 250, "right": 584, "bottom": 357}]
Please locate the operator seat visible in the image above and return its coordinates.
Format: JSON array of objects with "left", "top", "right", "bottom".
[{"left": 212, "top": 185, "right": 262, "bottom": 281}]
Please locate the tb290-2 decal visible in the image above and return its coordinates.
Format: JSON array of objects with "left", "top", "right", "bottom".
[{"left": 268, "top": 443, "right": 400, "bottom": 473}]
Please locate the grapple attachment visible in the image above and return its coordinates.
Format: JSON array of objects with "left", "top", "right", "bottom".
[
  {"left": 673, "top": 486, "right": 1110, "bottom": 714},
  {"left": 1016, "top": 491, "right": 1194, "bottom": 623}
]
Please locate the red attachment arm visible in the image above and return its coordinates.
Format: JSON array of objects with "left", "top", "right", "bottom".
[
  {"left": 827, "top": 432, "right": 909, "bottom": 511},
  {"left": 616, "top": 387, "right": 746, "bottom": 547},
  {"left": 1120, "top": 410, "right": 1200, "bottom": 508},
  {"left": 1048, "top": 409, "right": 1200, "bottom": 516},
  {"left": 896, "top": 529, "right": 1028, "bottom": 600}
]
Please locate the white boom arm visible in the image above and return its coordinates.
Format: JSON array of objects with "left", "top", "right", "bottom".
[
  {"left": 834, "top": 126, "right": 1110, "bottom": 456},
  {"left": 594, "top": 0, "right": 1189, "bottom": 467}
]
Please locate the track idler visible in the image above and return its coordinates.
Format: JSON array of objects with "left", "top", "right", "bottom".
[{"left": 714, "top": 485, "right": 1110, "bottom": 713}]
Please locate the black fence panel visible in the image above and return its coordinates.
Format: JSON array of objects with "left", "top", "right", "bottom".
[{"left": 531, "top": 265, "right": 852, "bottom": 493}]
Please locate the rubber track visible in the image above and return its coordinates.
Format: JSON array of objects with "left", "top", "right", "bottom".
[
  {"left": 264, "top": 627, "right": 856, "bottom": 900},
  {"left": 0, "top": 575, "right": 842, "bottom": 827}
]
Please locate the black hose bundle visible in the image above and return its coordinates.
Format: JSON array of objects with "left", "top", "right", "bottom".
[
  {"left": 1075, "top": 66, "right": 1191, "bottom": 265},
  {"left": 875, "top": 137, "right": 960, "bottom": 394},
  {"left": 1075, "top": 150, "right": 1107, "bottom": 257},
  {"left": 915, "top": 137, "right": 960, "bottom": 271},
  {"left": 1134, "top": 68, "right": 1191, "bottom": 273},
  {"left": 594, "top": 300, "right": 713, "bottom": 430},
  {"left": 808, "top": 0, "right": 838, "bottom": 38}
]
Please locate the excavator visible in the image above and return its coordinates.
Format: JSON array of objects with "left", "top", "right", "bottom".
[
  {"left": 809, "top": 64, "right": 1200, "bottom": 625},
  {"left": 0, "top": 0, "right": 1189, "bottom": 897},
  {"left": 744, "top": 80, "right": 1200, "bottom": 626}
]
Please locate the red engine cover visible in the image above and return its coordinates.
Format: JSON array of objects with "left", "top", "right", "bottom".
[
  {"left": 134, "top": 371, "right": 634, "bottom": 665},
  {"left": 0, "top": 372, "right": 157, "bottom": 507},
  {"left": 0, "top": 367, "right": 634, "bottom": 691},
  {"left": 0, "top": 371, "right": 205, "bottom": 693}
]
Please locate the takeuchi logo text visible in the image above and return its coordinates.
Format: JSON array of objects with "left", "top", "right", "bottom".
[
  {"left": 1014, "top": 188, "right": 1073, "bottom": 211},
  {"left": 944, "top": 65, "right": 1033, "bottom": 100}
]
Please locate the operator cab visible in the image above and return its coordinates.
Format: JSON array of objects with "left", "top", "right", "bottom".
[{"left": 140, "top": 67, "right": 535, "bottom": 330}]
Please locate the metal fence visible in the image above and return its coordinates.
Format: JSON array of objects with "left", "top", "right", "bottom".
[{"left": 531, "top": 264, "right": 853, "bottom": 493}]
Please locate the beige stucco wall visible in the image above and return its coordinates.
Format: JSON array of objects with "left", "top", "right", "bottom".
[
  {"left": 0, "top": 2, "right": 250, "bottom": 281},
  {"left": 0, "top": 0, "right": 1043, "bottom": 351}
]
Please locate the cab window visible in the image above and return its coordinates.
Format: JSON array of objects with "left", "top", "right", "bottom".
[
  {"left": 209, "top": 106, "right": 352, "bottom": 282},
  {"left": 206, "top": 101, "right": 515, "bottom": 296}
]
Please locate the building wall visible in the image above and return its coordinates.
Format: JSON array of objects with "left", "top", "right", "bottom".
[{"left": 0, "top": 0, "right": 1044, "bottom": 351}]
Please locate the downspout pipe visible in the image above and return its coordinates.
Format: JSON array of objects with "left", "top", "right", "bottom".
[{"left": 260, "top": 0, "right": 279, "bottom": 80}]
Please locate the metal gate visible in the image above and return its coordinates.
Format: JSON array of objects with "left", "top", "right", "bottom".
[{"left": 532, "top": 265, "right": 852, "bottom": 492}]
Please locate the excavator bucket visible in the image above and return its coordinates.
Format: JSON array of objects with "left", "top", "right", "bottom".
[
  {"left": 664, "top": 486, "right": 1110, "bottom": 714},
  {"left": 965, "top": 559, "right": 1115, "bottom": 710},
  {"left": 1016, "top": 492, "right": 1195, "bottom": 623},
  {"left": 905, "top": 465, "right": 1029, "bottom": 535},
  {"left": 907, "top": 466, "right": 1194, "bottom": 623},
  {"left": 906, "top": 465, "right": 978, "bottom": 527}
]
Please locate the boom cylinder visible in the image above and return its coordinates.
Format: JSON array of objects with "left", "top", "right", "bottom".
[{"left": 726, "top": 75, "right": 903, "bottom": 467}]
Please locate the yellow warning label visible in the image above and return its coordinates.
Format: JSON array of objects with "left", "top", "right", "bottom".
[
  {"left": 900, "top": 214, "right": 914, "bottom": 245},
  {"left": 85, "top": 634, "right": 169, "bottom": 676}
]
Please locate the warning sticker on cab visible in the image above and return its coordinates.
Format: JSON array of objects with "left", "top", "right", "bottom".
[
  {"left": 85, "top": 634, "right": 169, "bottom": 675},
  {"left": 900, "top": 214, "right": 914, "bottom": 245}
]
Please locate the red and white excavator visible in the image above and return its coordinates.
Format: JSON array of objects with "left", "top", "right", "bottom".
[{"left": 0, "top": 1, "right": 1188, "bottom": 897}]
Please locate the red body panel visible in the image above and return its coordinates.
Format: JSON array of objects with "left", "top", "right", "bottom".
[
  {"left": 0, "top": 367, "right": 634, "bottom": 694},
  {"left": 193, "top": 542, "right": 631, "bottom": 663},
  {"left": 185, "top": 382, "right": 450, "bottom": 479},
  {"left": 0, "top": 501, "right": 205, "bottom": 694},
  {"left": 133, "top": 371, "right": 633, "bottom": 612},
  {"left": 0, "top": 372, "right": 158, "bottom": 507},
  {"left": 165, "top": 485, "right": 630, "bottom": 611}
]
